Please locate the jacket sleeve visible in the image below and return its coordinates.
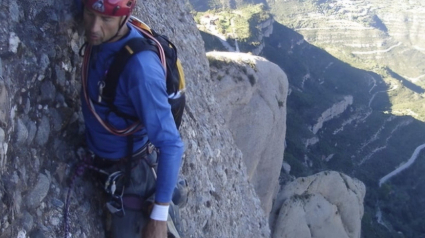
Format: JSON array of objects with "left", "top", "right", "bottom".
[{"left": 125, "top": 50, "right": 184, "bottom": 203}]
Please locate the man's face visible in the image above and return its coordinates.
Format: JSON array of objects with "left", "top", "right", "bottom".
[{"left": 83, "top": 7, "right": 125, "bottom": 45}]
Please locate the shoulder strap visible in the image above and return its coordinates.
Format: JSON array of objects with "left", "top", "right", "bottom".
[
  {"left": 82, "top": 44, "right": 142, "bottom": 136},
  {"left": 102, "top": 37, "right": 159, "bottom": 107},
  {"left": 82, "top": 26, "right": 167, "bottom": 136}
]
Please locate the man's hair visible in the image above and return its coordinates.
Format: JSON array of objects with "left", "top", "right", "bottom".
[{"left": 83, "top": 0, "right": 136, "bottom": 16}]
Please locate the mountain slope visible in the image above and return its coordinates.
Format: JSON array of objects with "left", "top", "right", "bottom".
[
  {"left": 260, "top": 1, "right": 425, "bottom": 236},
  {"left": 262, "top": 22, "right": 425, "bottom": 237},
  {"left": 268, "top": 0, "right": 425, "bottom": 121}
]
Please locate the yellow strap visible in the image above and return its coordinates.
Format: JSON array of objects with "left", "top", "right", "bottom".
[
  {"left": 129, "top": 16, "right": 153, "bottom": 34},
  {"left": 125, "top": 45, "right": 134, "bottom": 54},
  {"left": 129, "top": 16, "right": 185, "bottom": 92},
  {"left": 176, "top": 59, "right": 185, "bottom": 91}
]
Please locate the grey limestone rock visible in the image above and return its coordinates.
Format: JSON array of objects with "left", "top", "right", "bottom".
[
  {"left": 26, "top": 173, "right": 50, "bottom": 209},
  {"left": 208, "top": 51, "right": 289, "bottom": 215},
  {"left": 8, "top": 32, "right": 20, "bottom": 54},
  {"left": 270, "top": 171, "right": 366, "bottom": 238},
  {"left": 16, "top": 119, "right": 29, "bottom": 144},
  {"left": 8, "top": 1, "right": 20, "bottom": 23},
  {"left": 0, "top": 81, "right": 9, "bottom": 126},
  {"left": 48, "top": 109, "right": 62, "bottom": 132},
  {"left": 50, "top": 198, "right": 64, "bottom": 209},
  {"left": 35, "top": 116, "right": 50, "bottom": 146},
  {"left": 21, "top": 211, "right": 34, "bottom": 231},
  {"left": 25, "top": 119, "right": 37, "bottom": 145},
  {"left": 29, "top": 229, "right": 46, "bottom": 238}
]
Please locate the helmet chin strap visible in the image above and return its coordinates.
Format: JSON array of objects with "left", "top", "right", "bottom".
[{"left": 104, "top": 15, "right": 129, "bottom": 43}]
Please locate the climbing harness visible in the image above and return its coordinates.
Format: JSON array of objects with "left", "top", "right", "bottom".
[{"left": 63, "top": 144, "right": 150, "bottom": 237}]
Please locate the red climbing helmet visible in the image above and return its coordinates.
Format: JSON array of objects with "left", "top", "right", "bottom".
[{"left": 83, "top": 0, "right": 136, "bottom": 16}]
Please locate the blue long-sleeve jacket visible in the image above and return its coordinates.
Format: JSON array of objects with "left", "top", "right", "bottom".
[{"left": 81, "top": 25, "right": 184, "bottom": 203}]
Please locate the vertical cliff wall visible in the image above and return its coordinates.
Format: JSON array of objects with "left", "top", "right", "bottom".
[
  {"left": 0, "top": 0, "right": 270, "bottom": 237},
  {"left": 207, "top": 51, "right": 288, "bottom": 215}
]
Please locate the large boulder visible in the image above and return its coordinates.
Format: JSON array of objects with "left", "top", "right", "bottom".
[
  {"left": 270, "top": 171, "right": 366, "bottom": 238},
  {"left": 207, "top": 51, "right": 288, "bottom": 214}
]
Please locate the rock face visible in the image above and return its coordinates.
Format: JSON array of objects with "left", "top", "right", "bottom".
[
  {"left": 252, "top": 17, "right": 275, "bottom": 55},
  {"left": 207, "top": 51, "right": 288, "bottom": 214},
  {"left": 0, "top": 0, "right": 270, "bottom": 237},
  {"left": 270, "top": 171, "right": 366, "bottom": 238},
  {"left": 311, "top": 95, "right": 353, "bottom": 134}
]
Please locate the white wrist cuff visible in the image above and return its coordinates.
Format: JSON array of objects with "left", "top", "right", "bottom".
[{"left": 150, "top": 204, "right": 169, "bottom": 221}]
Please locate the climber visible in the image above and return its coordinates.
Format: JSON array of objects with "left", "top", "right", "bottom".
[{"left": 78, "top": 0, "right": 185, "bottom": 237}]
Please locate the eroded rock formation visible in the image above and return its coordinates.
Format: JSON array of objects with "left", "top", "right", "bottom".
[
  {"left": 311, "top": 95, "right": 353, "bottom": 135},
  {"left": 252, "top": 17, "right": 275, "bottom": 55},
  {"left": 207, "top": 51, "right": 288, "bottom": 214},
  {"left": 270, "top": 171, "right": 366, "bottom": 238}
]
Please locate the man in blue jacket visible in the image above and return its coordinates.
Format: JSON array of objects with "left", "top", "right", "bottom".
[{"left": 79, "top": 0, "right": 184, "bottom": 237}]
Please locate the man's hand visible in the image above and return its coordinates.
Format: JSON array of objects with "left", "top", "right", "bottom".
[{"left": 143, "top": 219, "right": 167, "bottom": 238}]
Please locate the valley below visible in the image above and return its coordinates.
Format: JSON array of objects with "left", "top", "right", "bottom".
[{"left": 265, "top": 1, "right": 425, "bottom": 237}]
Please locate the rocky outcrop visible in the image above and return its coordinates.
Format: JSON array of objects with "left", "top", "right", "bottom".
[
  {"left": 0, "top": 0, "right": 270, "bottom": 237},
  {"left": 259, "top": 18, "right": 274, "bottom": 38},
  {"left": 270, "top": 171, "right": 366, "bottom": 238},
  {"left": 311, "top": 96, "right": 353, "bottom": 134},
  {"left": 207, "top": 51, "right": 288, "bottom": 214},
  {"left": 252, "top": 17, "right": 274, "bottom": 55},
  {"left": 304, "top": 136, "right": 319, "bottom": 148}
]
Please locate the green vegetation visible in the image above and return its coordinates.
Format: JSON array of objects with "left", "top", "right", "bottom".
[{"left": 193, "top": 4, "right": 272, "bottom": 53}]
